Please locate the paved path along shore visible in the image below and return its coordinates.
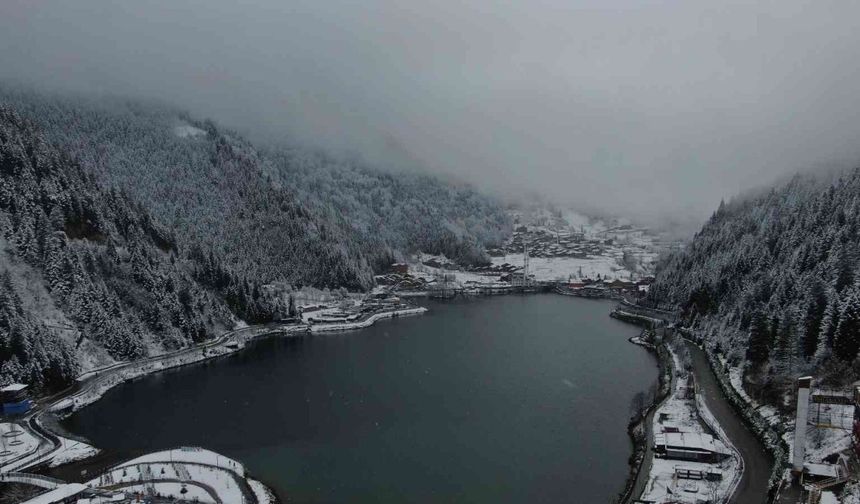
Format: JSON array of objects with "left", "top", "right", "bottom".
[
  {"left": 2, "top": 305, "right": 427, "bottom": 474},
  {"left": 626, "top": 346, "right": 674, "bottom": 502},
  {"left": 687, "top": 342, "right": 774, "bottom": 504}
]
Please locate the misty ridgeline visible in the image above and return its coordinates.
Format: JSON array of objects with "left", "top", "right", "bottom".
[
  {"left": 0, "top": 89, "right": 510, "bottom": 390},
  {"left": 3, "top": 87, "right": 860, "bottom": 421}
]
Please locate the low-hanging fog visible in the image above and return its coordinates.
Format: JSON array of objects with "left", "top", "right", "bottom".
[{"left": 2, "top": 0, "right": 860, "bottom": 227}]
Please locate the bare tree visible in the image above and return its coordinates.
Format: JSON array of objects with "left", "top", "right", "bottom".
[{"left": 630, "top": 391, "right": 647, "bottom": 420}]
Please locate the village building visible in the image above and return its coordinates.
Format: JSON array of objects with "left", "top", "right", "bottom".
[
  {"left": 654, "top": 431, "right": 730, "bottom": 463},
  {"left": 389, "top": 263, "right": 409, "bottom": 274},
  {"left": 1, "top": 383, "right": 32, "bottom": 415}
]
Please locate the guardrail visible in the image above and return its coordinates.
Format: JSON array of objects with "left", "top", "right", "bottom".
[
  {"left": 695, "top": 388, "right": 744, "bottom": 503},
  {"left": 0, "top": 471, "right": 65, "bottom": 489}
]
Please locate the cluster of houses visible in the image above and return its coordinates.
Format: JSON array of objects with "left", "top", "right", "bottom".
[
  {"left": 300, "top": 294, "right": 406, "bottom": 324},
  {"left": 560, "top": 276, "right": 654, "bottom": 298},
  {"left": 487, "top": 227, "right": 606, "bottom": 259},
  {"left": 375, "top": 261, "right": 655, "bottom": 300}
]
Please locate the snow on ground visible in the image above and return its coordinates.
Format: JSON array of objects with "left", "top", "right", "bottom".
[
  {"left": 842, "top": 483, "right": 860, "bottom": 504},
  {"left": 50, "top": 335, "right": 244, "bottom": 417},
  {"left": 0, "top": 237, "right": 115, "bottom": 372},
  {"left": 117, "top": 447, "right": 245, "bottom": 476},
  {"left": 48, "top": 437, "right": 98, "bottom": 467},
  {"left": 173, "top": 124, "right": 207, "bottom": 138},
  {"left": 493, "top": 253, "right": 630, "bottom": 281},
  {"left": 640, "top": 348, "right": 741, "bottom": 504},
  {"left": 309, "top": 307, "right": 427, "bottom": 332},
  {"left": 502, "top": 207, "right": 668, "bottom": 278},
  {"left": 0, "top": 422, "right": 39, "bottom": 462},
  {"left": 821, "top": 491, "right": 840, "bottom": 504},
  {"left": 249, "top": 478, "right": 276, "bottom": 504},
  {"left": 90, "top": 448, "right": 247, "bottom": 503},
  {"left": 1, "top": 417, "right": 100, "bottom": 472},
  {"left": 182, "top": 463, "right": 244, "bottom": 503},
  {"left": 805, "top": 402, "right": 853, "bottom": 463},
  {"left": 120, "top": 482, "right": 215, "bottom": 503},
  {"left": 727, "top": 366, "right": 782, "bottom": 429},
  {"left": 726, "top": 363, "right": 852, "bottom": 466}
]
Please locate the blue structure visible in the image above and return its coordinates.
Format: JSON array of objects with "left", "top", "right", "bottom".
[{"left": 1, "top": 383, "right": 32, "bottom": 415}]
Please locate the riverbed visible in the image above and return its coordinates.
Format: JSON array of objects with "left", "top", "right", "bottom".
[{"left": 64, "top": 295, "right": 658, "bottom": 503}]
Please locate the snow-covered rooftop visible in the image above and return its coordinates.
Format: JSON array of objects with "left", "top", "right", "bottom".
[
  {"left": 805, "top": 462, "right": 840, "bottom": 478},
  {"left": 1, "top": 383, "right": 28, "bottom": 392},
  {"left": 656, "top": 431, "right": 727, "bottom": 454}
]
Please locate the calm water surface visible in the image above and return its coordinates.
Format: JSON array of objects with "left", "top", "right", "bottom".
[{"left": 65, "top": 295, "right": 657, "bottom": 503}]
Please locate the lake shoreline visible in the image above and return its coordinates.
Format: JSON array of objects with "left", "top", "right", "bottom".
[
  {"left": 11, "top": 306, "right": 429, "bottom": 503},
  {"left": 54, "top": 295, "right": 653, "bottom": 503},
  {"left": 15, "top": 296, "right": 659, "bottom": 504},
  {"left": 614, "top": 323, "right": 673, "bottom": 503}
]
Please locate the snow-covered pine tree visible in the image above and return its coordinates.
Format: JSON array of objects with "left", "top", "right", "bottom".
[
  {"left": 833, "top": 288, "right": 860, "bottom": 361},
  {"left": 772, "top": 310, "right": 796, "bottom": 375},
  {"left": 747, "top": 310, "right": 770, "bottom": 365},
  {"left": 816, "top": 291, "right": 841, "bottom": 361},
  {"left": 801, "top": 280, "right": 827, "bottom": 358}
]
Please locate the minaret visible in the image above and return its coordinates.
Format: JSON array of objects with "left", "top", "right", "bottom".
[
  {"left": 793, "top": 376, "right": 813, "bottom": 474},
  {"left": 523, "top": 240, "right": 530, "bottom": 289}
]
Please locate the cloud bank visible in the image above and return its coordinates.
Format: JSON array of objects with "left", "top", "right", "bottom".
[{"left": 2, "top": 0, "right": 860, "bottom": 225}]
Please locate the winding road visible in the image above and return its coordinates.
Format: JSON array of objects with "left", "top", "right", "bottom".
[
  {"left": 687, "top": 342, "right": 774, "bottom": 504},
  {"left": 2, "top": 304, "right": 424, "bottom": 474},
  {"left": 1, "top": 322, "right": 304, "bottom": 473}
]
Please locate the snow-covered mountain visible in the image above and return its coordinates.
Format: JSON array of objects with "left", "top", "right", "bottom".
[
  {"left": 0, "top": 88, "right": 511, "bottom": 390},
  {"left": 649, "top": 171, "right": 860, "bottom": 399}
]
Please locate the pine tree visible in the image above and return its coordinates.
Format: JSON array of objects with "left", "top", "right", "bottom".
[
  {"left": 288, "top": 293, "right": 297, "bottom": 318},
  {"left": 834, "top": 289, "right": 860, "bottom": 361},
  {"left": 816, "top": 292, "right": 841, "bottom": 360},
  {"left": 832, "top": 243, "right": 855, "bottom": 293},
  {"left": 801, "top": 281, "right": 827, "bottom": 358},
  {"left": 772, "top": 310, "right": 796, "bottom": 374},
  {"left": 747, "top": 310, "right": 770, "bottom": 365},
  {"left": 769, "top": 315, "right": 780, "bottom": 349}
]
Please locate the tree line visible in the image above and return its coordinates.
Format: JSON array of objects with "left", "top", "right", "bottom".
[{"left": 649, "top": 171, "right": 860, "bottom": 402}]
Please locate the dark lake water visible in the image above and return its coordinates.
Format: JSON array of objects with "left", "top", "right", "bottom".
[{"left": 65, "top": 295, "right": 657, "bottom": 503}]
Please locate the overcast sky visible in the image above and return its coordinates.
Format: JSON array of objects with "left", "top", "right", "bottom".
[{"left": 2, "top": 1, "right": 860, "bottom": 225}]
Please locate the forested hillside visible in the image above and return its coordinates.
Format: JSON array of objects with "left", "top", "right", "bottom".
[
  {"left": 0, "top": 87, "right": 510, "bottom": 390},
  {"left": 0, "top": 107, "right": 239, "bottom": 388},
  {"left": 649, "top": 170, "right": 860, "bottom": 398},
  {"left": 265, "top": 149, "right": 510, "bottom": 265},
  {"left": 0, "top": 88, "right": 510, "bottom": 289}
]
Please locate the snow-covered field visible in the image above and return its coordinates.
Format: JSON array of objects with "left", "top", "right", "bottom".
[
  {"left": 120, "top": 482, "right": 215, "bottom": 503},
  {"left": 499, "top": 208, "right": 668, "bottom": 279},
  {"left": 491, "top": 253, "right": 629, "bottom": 282},
  {"left": 88, "top": 448, "right": 248, "bottom": 503},
  {"left": 116, "top": 447, "right": 245, "bottom": 476},
  {"left": 0, "top": 416, "right": 99, "bottom": 472},
  {"left": 404, "top": 208, "right": 670, "bottom": 286},
  {"left": 47, "top": 437, "right": 98, "bottom": 468},
  {"left": 0, "top": 423, "right": 38, "bottom": 462}
]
